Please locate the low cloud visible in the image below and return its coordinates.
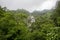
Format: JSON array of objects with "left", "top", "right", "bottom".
[{"left": 0, "top": 0, "right": 57, "bottom": 12}]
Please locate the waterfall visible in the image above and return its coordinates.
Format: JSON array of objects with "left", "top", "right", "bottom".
[{"left": 27, "top": 15, "right": 35, "bottom": 27}]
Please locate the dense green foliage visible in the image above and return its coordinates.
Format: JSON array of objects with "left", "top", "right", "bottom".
[{"left": 0, "top": 1, "right": 60, "bottom": 40}]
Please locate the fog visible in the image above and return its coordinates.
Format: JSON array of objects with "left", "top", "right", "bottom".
[{"left": 0, "top": 0, "right": 57, "bottom": 12}]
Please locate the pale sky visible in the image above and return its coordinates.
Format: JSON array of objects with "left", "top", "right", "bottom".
[{"left": 0, "top": 0, "right": 57, "bottom": 12}]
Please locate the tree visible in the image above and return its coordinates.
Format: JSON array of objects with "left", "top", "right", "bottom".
[{"left": 52, "top": 1, "right": 60, "bottom": 27}]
